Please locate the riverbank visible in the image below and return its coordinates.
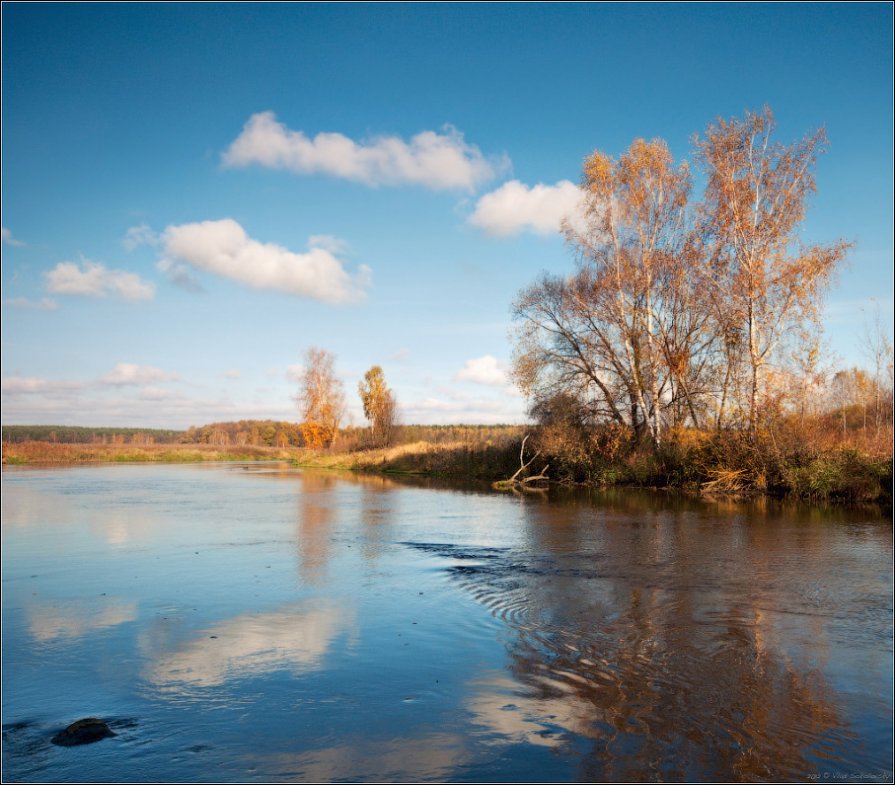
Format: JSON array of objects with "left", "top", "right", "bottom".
[
  {"left": 0, "top": 441, "right": 305, "bottom": 465},
  {"left": 291, "top": 439, "right": 520, "bottom": 478},
  {"left": 294, "top": 436, "right": 892, "bottom": 505},
  {"left": 0, "top": 438, "right": 510, "bottom": 474},
  {"left": 3, "top": 435, "right": 891, "bottom": 506}
]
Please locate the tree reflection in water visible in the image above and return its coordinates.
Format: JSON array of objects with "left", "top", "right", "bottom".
[
  {"left": 408, "top": 487, "right": 883, "bottom": 782},
  {"left": 294, "top": 471, "right": 338, "bottom": 584}
]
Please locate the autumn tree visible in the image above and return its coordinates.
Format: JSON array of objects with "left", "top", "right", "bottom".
[
  {"left": 695, "top": 107, "right": 850, "bottom": 433},
  {"left": 513, "top": 138, "right": 704, "bottom": 449},
  {"left": 358, "top": 365, "right": 397, "bottom": 447},
  {"left": 861, "top": 305, "right": 894, "bottom": 438},
  {"left": 781, "top": 327, "right": 831, "bottom": 429},
  {"left": 296, "top": 347, "right": 345, "bottom": 449},
  {"left": 513, "top": 108, "right": 850, "bottom": 454}
]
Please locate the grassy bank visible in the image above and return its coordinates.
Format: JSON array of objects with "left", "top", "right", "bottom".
[
  {"left": 654, "top": 438, "right": 890, "bottom": 504},
  {"left": 292, "top": 439, "right": 522, "bottom": 479},
  {"left": 4, "top": 430, "right": 890, "bottom": 506},
  {"left": 1, "top": 441, "right": 304, "bottom": 465},
  {"left": 297, "top": 428, "right": 892, "bottom": 505},
  {"left": 516, "top": 423, "right": 893, "bottom": 504}
]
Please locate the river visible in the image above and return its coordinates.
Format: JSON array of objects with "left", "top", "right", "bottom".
[{"left": 1, "top": 463, "right": 891, "bottom": 782}]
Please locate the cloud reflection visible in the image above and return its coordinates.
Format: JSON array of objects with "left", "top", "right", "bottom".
[
  {"left": 145, "top": 600, "right": 355, "bottom": 689},
  {"left": 27, "top": 598, "right": 137, "bottom": 642},
  {"left": 257, "top": 733, "right": 467, "bottom": 782},
  {"left": 466, "top": 674, "right": 594, "bottom": 749}
]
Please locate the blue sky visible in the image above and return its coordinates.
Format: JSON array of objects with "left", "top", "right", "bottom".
[{"left": 2, "top": 2, "right": 892, "bottom": 428}]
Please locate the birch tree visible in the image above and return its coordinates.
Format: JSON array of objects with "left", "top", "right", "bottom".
[
  {"left": 514, "top": 139, "right": 699, "bottom": 448},
  {"left": 296, "top": 347, "right": 345, "bottom": 449},
  {"left": 695, "top": 107, "right": 849, "bottom": 433},
  {"left": 358, "top": 365, "right": 397, "bottom": 447},
  {"left": 514, "top": 109, "right": 848, "bottom": 449}
]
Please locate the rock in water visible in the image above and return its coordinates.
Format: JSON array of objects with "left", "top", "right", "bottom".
[{"left": 51, "top": 718, "right": 116, "bottom": 747}]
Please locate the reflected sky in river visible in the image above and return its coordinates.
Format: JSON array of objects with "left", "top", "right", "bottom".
[
  {"left": 2, "top": 464, "right": 891, "bottom": 782},
  {"left": 26, "top": 597, "right": 138, "bottom": 643},
  {"left": 143, "top": 600, "right": 356, "bottom": 690}
]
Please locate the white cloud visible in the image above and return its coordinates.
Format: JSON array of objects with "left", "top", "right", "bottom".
[
  {"left": 222, "top": 111, "right": 508, "bottom": 191},
  {"left": 2, "top": 227, "right": 25, "bottom": 246},
  {"left": 98, "top": 363, "right": 179, "bottom": 386},
  {"left": 139, "top": 386, "right": 175, "bottom": 401},
  {"left": 0, "top": 385, "right": 299, "bottom": 430},
  {"left": 3, "top": 297, "right": 57, "bottom": 310},
  {"left": 1, "top": 376, "right": 81, "bottom": 394},
  {"left": 455, "top": 355, "right": 508, "bottom": 386},
  {"left": 468, "top": 179, "right": 584, "bottom": 236},
  {"left": 123, "top": 223, "right": 159, "bottom": 251},
  {"left": 223, "top": 369, "right": 241, "bottom": 380},
  {"left": 401, "top": 395, "right": 526, "bottom": 425},
  {"left": 44, "top": 258, "right": 155, "bottom": 301},
  {"left": 160, "top": 219, "right": 370, "bottom": 303}
]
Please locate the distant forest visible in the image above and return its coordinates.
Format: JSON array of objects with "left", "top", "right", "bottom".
[
  {"left": 2, "top": 425, "right": 185, "bottom": 445},
  {"left": 1, "top": 422, "right": 522, "bottom": 450}
]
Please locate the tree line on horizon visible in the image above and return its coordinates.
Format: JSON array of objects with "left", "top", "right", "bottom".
[
  {"left": 0, "top": 425, "right": 185, "bottom": 445},
  {"left": 1, "top": 417, "right": 523, "bottom": 451}
]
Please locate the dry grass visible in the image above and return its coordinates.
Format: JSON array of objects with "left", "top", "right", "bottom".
[
  {"left": 295, "top": 440, "right": 439, "bottom": 469},
  {"left": 0, "top": 437, "right": 520, "bottom": 481},
  {"left": 1, "top": 441, "right": 304, "bottom": 465},
  {"left": 700, "top": 467, "right": 753, "bottom": 496},
  {"left": 295, "top": 439, "right": 520, "bottom": 479},
  {"left": 1, "top": 436, "right": 521, "bottom": 481}
]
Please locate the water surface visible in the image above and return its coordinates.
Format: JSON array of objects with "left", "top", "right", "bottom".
[{"left": 2, "top": 463, "right": 891, "bottom": 782}]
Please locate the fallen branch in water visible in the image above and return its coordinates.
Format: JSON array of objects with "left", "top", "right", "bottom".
[
  {"left": 492, "top": 434, "right": 550, "bottom": 491},
  {"left": 700, "top": 467, "right": 751, "bottom": 496}
]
